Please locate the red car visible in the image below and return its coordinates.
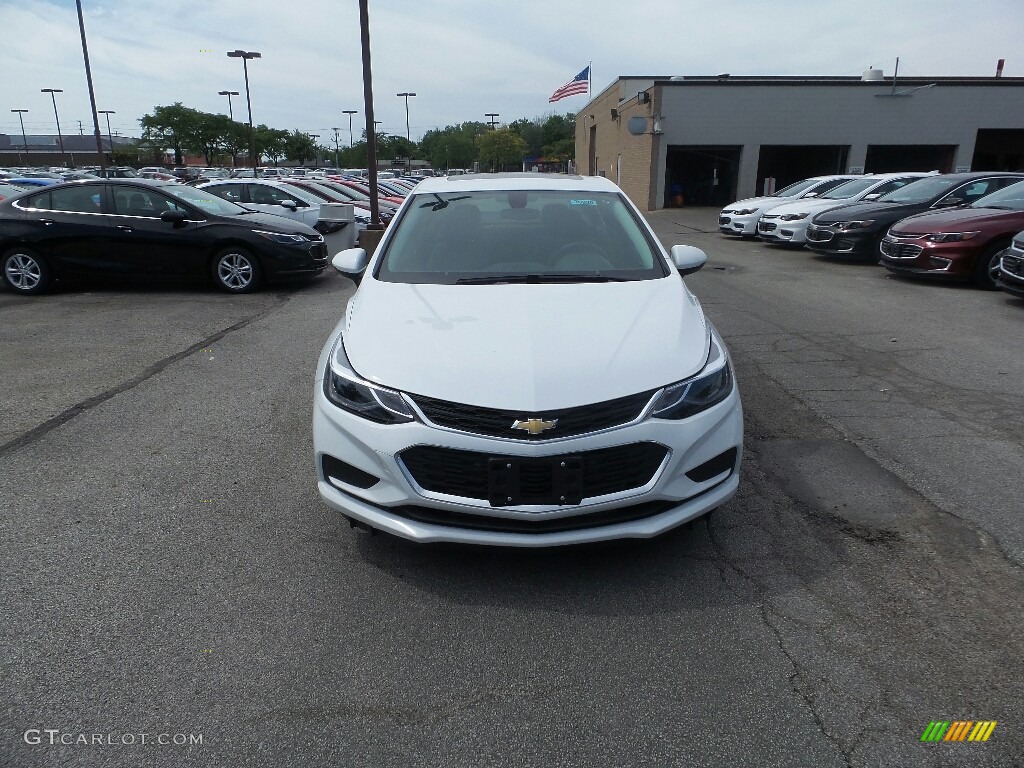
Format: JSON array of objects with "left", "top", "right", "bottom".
[{"left": 880, "top": 180, "right": 1024, "bottom": 288}]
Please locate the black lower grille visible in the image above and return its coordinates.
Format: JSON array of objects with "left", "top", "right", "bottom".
[
  {"left": 1002, "top": 253, "right": 1024, "bottom": 276},
  {"left": 807, "top": 226, "right": 833, "bottom": 242},
  {"left": 759, "top": 221, "right": 777, "bottom": 232},
  {"left": 410, "top": 390, "right": 654, "bottom": 441},
  {"left": 881, "top": 240, "right": 922, "bottom": 259},
  {"left": 400, "top": 443, "right": 669, "bottom": 504}
]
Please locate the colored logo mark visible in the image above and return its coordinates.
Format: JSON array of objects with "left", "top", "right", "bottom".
[{"left": 920, "top": 721, "right": 997, "bottom": 742}]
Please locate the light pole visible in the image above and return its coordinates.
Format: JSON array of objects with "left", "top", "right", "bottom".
[
  {"left": 98, "top": 110, "right": 115, "bottom": 163},
  {"left": 396, "top": 92, "right": 416, "bottom": 142},
  {"left": 342, "top": 110, "right": 357, "bottom": 147},
  {"left": 11, "top": 109, "right": 29, "bottom": 165},
  {"left": 308, "top": 134, "right": 319, "bottom": 168},
  {"left": 485, "top": 112, "right": 500, "bottom": 129},
  {"left": 75, "top": 0, "right": 105, "bottom": 175},
  {"left": 332, "top": 127, "right": 341, "bottom": 170},
  {"left": 226, "top": 50, "right": 261, "bottom": 171},
  {"left": 218, "top": 90, "right": 239, "bottom": 167},
  {"left": 41, "top": 88, "right": 68, "bottom": 167}
]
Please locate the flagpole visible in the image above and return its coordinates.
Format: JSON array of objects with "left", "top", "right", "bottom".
[{"left": 588, "top": 60, "right": 592, "bottom": 100}]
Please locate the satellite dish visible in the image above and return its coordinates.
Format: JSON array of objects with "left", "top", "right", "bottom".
[{"left": 627, "top": 116, "right": 648, "bottom": 136}]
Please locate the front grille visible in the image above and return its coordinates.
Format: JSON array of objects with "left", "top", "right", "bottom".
[
  {"left": 807, "top": 226, "right": 833, "bottom": 242},
  {"left": 399, "top": 443, "right": 669, "bottom": 504},
  {"left": 1001, "top": 253, "right": 1024, "bottom": 277},
  {"left": 881, "top": 240, "right": 923, "bottom": 259},
  {"left": 759, "top": 221, "right": 777, "bottom": 232},
  {"left": 410, "top": 390, "right": 655, "bottom": 441}
]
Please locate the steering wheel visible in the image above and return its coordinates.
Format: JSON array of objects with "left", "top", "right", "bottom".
[{"left": 551, "top": 241, "right": 615, "bottom": 270}]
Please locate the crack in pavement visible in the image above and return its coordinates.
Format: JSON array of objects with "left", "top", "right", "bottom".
[{"left": 0, "top": 293, "right": 291, "bottom": 461}]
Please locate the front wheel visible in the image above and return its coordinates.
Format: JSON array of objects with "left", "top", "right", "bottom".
[
  {"left": 2, "top": 247, "right": 51, "bottom": 295},
  {"left": 212, "top": 247, "right": 262, "bottom": 293},
  {"left": 973, "top": 242, "right": 1008, "bottom": 290}
]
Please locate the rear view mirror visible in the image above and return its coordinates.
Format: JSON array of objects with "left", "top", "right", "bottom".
[
  {"left": 670, "top": 245, "right": 708, "bottom": 276},
  {"left": 160, "top": 210, "right": 186, "bottom": 226},
  {"left": 332, "top": 248, "right": 369, "bottom": 285}
]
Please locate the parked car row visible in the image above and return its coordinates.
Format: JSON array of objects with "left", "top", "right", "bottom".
[{"left": 720, "top": 171, "right": 1024, "bottom": 297}]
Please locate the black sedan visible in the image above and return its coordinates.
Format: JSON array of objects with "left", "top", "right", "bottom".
[
  {"left": 805, "top": 172, "right": 1024, "bottom": 259},
  {"left": 0, "top": 179, "right": 328, "bottom": 295}
]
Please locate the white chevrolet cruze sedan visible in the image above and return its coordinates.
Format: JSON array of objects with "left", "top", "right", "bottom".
[{"left": 313, "top": 174, "right": 743, "bottom": 546}]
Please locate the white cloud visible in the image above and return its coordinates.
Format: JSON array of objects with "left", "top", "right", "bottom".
[{"left": 1, "top": 0, "right": 1020, "bottom": 141}]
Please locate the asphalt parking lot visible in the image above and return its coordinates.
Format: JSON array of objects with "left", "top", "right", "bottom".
[{"left": 2, "top": 208, "right": 1023, "bottom": 768}]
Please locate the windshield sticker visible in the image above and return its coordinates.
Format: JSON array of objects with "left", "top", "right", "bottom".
[{"left": 570, "top": 199, "right": 597, "bottom": 206}]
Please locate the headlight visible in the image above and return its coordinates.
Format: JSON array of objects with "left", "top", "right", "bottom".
[
  {"left": 835, "top": 220, "right": 875, "bottom": 231},
  {"left": 734, "top": 208, "right": 759, "bottom": 216},
  {"left": 253, "top": 229, "right": 308, "bottom": 244},
  {"left": 650, "top": 332, "right": 733, "bottom": 420},
  {"left": 924, "top": 231, "right": 980, "bottom": 243},
  {"left": 323, "top": 337, "right": 416, "bottom": 424},
  {"left": 778, "top": 213, "right": 808, "bottom": 221}
]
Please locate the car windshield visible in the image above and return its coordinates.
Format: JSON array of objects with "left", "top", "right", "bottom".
[
  {"left": 820, "top": 178, "right": 880, "bottom": 199},
  {"left": 968, "top": 180, "right": 1024, "bottom": 211},
  {"left": 376, "top": 190, "right": 669, "bottom": 285},
  {"left": 878, "top": 176, "right": 960, "bottom": 204},
  {"left": 772, "top": 178, "right": 824, "bottom": 197},
  {"left": 164, "top": 184, "right": 249, "bottom": 215}
]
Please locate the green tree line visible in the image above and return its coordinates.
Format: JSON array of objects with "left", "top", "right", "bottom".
[{"left": 137, "top": 103, "right": 575, "bottom": 169}]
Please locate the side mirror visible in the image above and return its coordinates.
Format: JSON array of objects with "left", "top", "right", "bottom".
[
  {"left": 160, "top": 210, "right": 186, "bottom": 226},
  {"left": 803, "top": 192, "right": 819, "bottom": 198},
  {"left": 862, "top": 193, "right": 880, "bottom": 201},
  {"left": 934, "top": 197, "right": 964, "bottom": 208},
  {"left": 670, "top": 244, "right": 708, "bottom": 276},
  {"left": 280, "top": 199, "right": 298, "bottom": 211},
  {"left": 332, "top": 248, "right": 369, "bottom": 285}
]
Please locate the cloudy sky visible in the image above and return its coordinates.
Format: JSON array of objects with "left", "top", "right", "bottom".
[{"left": 1, "top": 0, "right": 1021, "bottom": 143}]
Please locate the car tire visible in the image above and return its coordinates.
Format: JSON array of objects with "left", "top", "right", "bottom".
[
  {"left": 1, "top": 247, "right": 51, "bottom": 295},
  {"left": 973, "top": 242, "right": 1009, "bottom": 290},
  {"left": 212, "top": 247, "right": 262, "bottom": 293}
]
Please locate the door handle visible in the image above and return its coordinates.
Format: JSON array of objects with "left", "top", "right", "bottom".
[
  {"left": 116, "top": 225, "right": 133, "bottom": 233},
  {"left": 39, "top": 219, "right": 55, "bottom": 226}
]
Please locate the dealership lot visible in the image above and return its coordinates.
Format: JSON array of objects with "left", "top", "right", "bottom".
[{"left": 2, "top": 210, "right": 1023, "bottom": 767}]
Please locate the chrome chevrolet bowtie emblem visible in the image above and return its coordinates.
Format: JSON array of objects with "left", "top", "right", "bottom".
[{"left": 512, "top": 417, "right": 558, "bottom": 435}]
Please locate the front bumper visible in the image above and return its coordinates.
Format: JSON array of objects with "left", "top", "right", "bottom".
[
  {"left": 263, "top": 239, "right": 329, "bottom": 280},
  {"left": 757, "top": 216, "right": 810, "bottom": 244},
  {"left": 997, "top": 249, "right": 1024, "bottom": 298},
  {"left": 805, "top": 224, "right": 880, "bottom": 256},
  {"left": 719, "top": 212, "right": 760, "bottom": 236},
  {"left": 313, "top": 379, "right": 743, "bottom": 547},
  {"left": 878, "top": 235, "right": 977, "bottom": 281}
]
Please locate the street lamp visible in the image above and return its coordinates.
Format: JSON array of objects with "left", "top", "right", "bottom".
[
  {"left": 76, "top": 0, "right": 106, "bottom": 175},
  {"left": 308, "top": 134, "right": 319, "bottom": 168},
  {"left": 218, "top": 90, "right": 240, "bottom": 167},
  {"left": 11, "top": 109, "right": 29, "bottom": 165},
  {"left": 98, "top": 110, "right": 115, "bottom": 163},
  {"left": 342, "top": 110, "right": 357, "bottom": 147},
  {"left": 41, "top": 88, "right": 68, "bottom": 167},
  {"left": 226, "top": 50, "right": 261, "bottom": 171},
  {"left": 396, "top": 92, "right": 416, "bottom": 141},
  {"left": 332, "top": 127, "right": 341, "bottom": 170},
  {"left": 485, "top": 112, "right": 500, "bottom": 129}
]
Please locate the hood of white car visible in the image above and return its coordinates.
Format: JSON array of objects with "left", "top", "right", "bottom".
[
  {"left": 763, "top": 198, "right": 845, "bottom": 217},
  {"left": 341, "top": 277, "right": 711, "bottom": 410},
  {"left": 723, "top": 196, "right": 788, "bottom": 211}
]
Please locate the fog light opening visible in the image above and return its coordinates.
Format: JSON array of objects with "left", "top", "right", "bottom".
[{"left": 685, "top": 447, "right": 738, "bottom": 483}]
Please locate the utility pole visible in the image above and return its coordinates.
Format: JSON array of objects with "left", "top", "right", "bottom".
[{"left": 485, "top": 112, "right": 500, "bottom": 129}]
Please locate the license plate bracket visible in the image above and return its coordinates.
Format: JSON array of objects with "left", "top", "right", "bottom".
[{"left": 487, "top": 456, "right": 584, "bottom": 507}]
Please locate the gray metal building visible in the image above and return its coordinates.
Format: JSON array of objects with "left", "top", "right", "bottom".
[{"left": 577, "top": 73, "right": 1024, "bottom": 211}]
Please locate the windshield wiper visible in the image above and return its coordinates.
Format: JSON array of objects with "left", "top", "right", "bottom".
[
  {"left": 419, "top": 193, "right": 471, "bottom": 211},
  {"left": 455, "top": 273, "right": 629, "bottom": 285}
]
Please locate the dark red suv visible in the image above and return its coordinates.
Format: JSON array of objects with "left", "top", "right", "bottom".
[{"left": 879, "top": 180, "right": 1024, "bottom": 288}]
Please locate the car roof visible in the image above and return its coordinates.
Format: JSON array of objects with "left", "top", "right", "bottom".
[{"left": 413, "top": 172, "right": 620, "bottom": 194}]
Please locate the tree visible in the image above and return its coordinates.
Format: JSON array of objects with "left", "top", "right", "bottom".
[
  {"left": 139, "top": 103, "right": 202, "bottom": 165},
  {"left": 285, "top": 130, "right": 318, "bottom": 166},
  {"left": 476, "top": 128, "right": 528, "bottom": 172},
  {"left": 254, "top": 125, "right": 288, "bottom": 166}
]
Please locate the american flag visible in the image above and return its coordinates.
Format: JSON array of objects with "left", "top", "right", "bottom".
[{"left": 548, "top": 66, "right": 590, "bottom": 103}]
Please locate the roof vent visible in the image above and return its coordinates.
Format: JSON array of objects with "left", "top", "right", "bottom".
[{"left": 862, "top": 68, "right": 884, "bottom": 81}]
